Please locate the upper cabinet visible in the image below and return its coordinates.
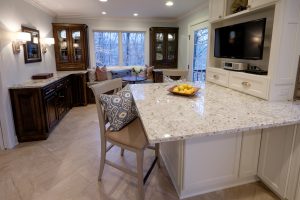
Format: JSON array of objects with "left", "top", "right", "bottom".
[
  {"left": 248, "top": 0, "right": 277, "bottom": 9},
  {"left": 209, "top": 0, "right": 225, "bottom": 22},
  {"left": 52, "top": 23, "right": 89, "bottom": 71},
  {"left": 150, "top": 27, "right": 178, "bottom": 69}
]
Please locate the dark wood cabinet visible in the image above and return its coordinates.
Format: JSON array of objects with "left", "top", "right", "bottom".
[
  {"left": 10, "top": 74, "right": 87, "bottom": 142},
  {"left": 52, "top": 23, "right": 89, "bottom": 71},
  {"left": 150, "top": 27, "right": 179, "bottom": 69},
  {"left": 72, "top": 74, "right": 88, "bottom": 106}
]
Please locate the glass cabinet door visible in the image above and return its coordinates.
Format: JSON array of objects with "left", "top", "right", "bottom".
[
  {"left": 57, "top": 29, "right": 69, "bottom": 63},
  {"left": 155, "top": 32, "right": 164, "bottom": 62},
  {"left": 70, "top": 29, "right": 83, "bottom": 63},
  {"left": 166, "top": 33, "right": 176, "bottom": 62}
]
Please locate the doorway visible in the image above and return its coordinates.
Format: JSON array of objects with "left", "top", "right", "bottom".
[{"left": 189, "top": 22, "right": 209, "bottom": 82}]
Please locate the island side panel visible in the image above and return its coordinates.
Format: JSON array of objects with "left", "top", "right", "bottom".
[
  {"left": 258, "top": 125, "right": 296, "bottom": 199},
  {"left": 160, "top": 140, "right": 185, "bottom": 195}
]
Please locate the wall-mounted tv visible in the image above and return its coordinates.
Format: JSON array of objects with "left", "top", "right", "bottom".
[{"left": 214, "top": 18, "right": 266, "bottom": 60}]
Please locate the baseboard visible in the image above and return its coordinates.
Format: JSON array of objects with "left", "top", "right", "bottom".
[{"left": 180, "top": 176, "right": 259, "bottom": 199}]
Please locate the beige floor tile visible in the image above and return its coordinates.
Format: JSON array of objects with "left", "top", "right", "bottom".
[{"left": 0, "top": 105, "right": 280, "bottom": 200}]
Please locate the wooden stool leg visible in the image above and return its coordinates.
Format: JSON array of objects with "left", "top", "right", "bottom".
[
  {"left": 121, "top": 148, "right": 125, "bottom": 157},
  {"left": 136, "top": 150, "right": 145, "bottom": 200},
  {"left": 98, "top": 141, "right": 107, "bottom": 181},
  {"left": 155, "top": 143, "right": 161, "bottom": 168}
]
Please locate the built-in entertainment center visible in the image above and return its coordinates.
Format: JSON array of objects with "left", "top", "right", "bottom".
[{"left": 207, "top": 0, "right": 300, "bottom": 101}]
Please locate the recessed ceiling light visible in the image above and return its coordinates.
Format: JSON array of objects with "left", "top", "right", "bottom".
[
  {"left": 99, "top": 0, "right": 107, "bottom": 2},
  {"left": 133, "top": 13, "right": 139, "bottom": 17},
  {"left": 165, "top": 1, "right": 174, "bottom": 6},
  {"left": 101, "top": 11, "right": 107, "bottom": 15}
]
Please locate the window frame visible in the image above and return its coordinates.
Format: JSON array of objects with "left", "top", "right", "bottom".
[{"left": 93, "top": 30, "right": 146, "bottom": 67}]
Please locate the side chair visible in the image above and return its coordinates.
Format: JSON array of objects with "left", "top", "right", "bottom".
[{"left": 90, "top": 78, "right": 160, "bottom": 199}]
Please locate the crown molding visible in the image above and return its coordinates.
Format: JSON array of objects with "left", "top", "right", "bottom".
[
  {"left": 55, "top": 14, "right": 178, "bottom": 23},
  {"left": 176, "top": 0, "right": 209, "bottom": 21},
  {"left": 24, "top": 0, "right": 56, "bottom": 17}
]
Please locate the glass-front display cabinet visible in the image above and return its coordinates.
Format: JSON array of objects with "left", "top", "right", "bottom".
[
  {"left": 52, "top": 23, "right": 89, "bottom": 71},
  {"left": 150, "top": 27, "right": 178, "bottom": 68}
]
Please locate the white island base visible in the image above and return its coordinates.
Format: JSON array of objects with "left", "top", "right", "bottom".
[{"left": 160, "top": 125, "right": 300, "bottom": 200}]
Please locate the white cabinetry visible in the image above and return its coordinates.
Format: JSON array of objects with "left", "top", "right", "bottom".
[
  {"left": 161, "top": 130, "right": 262, "bottom": 199},
  {"left": 258, "top": 125, "right": 296, "bottom": 198},
  {"left": 206, "top": 67, "right": 229, "bottom": 87},
  {"left": 239, "top": 130, "right": 262, "bottom": 178},
  {"left": 229, "top": 72, "right": 270, "bottom": 99},
  {"left": 207, "top": 0, "right": 300, "bottom": 101},
  {"left": 209, "top": 0, "right": 225, "bottom": 22},
  {"left": 248, "top": 0, "right": 277, "bottom": 9}
]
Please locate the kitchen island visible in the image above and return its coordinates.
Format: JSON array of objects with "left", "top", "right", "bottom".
[{"left": 130, "top": 82, "right": 300, "bottom": 200}]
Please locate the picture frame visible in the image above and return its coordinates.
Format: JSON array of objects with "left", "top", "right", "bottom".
[{"left": 21, "top": 26, "right": 42, "bottom": 63}]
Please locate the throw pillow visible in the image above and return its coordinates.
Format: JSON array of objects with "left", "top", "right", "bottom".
[
  {"left": 146, "top": 66, "right": 154, "bottom": 80},
  {"left": 99, "top": 86, "right": 138, "bottom": 131},
  {"left": 95, "top": 66, "right": 108, "bottom": 81}
]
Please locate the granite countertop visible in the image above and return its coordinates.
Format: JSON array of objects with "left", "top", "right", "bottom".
[
  {"left": 9, "top": 71, "right": 87, "bottom": 89},
  {"left": 130, "top": 82, "right": 300, "bottom": 144}
]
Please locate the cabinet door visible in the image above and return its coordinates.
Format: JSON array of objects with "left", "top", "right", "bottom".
[
  {"left": 69, "top": 27, "right": 85, "bottom": 64},
  {"left": 209, "top": 0, "right": 225, "bottom": 22},
  {"left": 54, "top": 27, "right": 71, "bottom": 64},
  {"left": 165, "top": 31, "right": 178, "bottom": 67},
  {"left": 258, "top": 125, "right": 296, "bottom": 198},
  {"left": 248, "top": 0, "right": 277, "bottom": 9},
  {"left": 153, "top": 31, "right": 165, "bottom": 66},
  {"left": 45, "top": 94, "right": 58, "bottom": 130},
  {"left": 239, "top": 130, "right": 262, "bottom": 178}
]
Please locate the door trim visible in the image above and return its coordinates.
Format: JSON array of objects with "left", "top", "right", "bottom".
[{"left": 188, "top": 21, "right": 209, "bottom": 81}]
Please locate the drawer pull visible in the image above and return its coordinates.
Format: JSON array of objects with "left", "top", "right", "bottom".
[
  {"left": 213, "top": 74, "right": 219, "bottom": 79},
  {"left": 241, "top": 81, "right": 251, "bottom": 87}
]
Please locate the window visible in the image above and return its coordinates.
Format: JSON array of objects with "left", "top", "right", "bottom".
[{"left": 94, "top": 31, "right": 145, "bottom": 66}]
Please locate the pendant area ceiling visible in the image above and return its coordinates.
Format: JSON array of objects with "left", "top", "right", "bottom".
[{"left": 26, "top": 0, "right": 207, "bottom": 20}]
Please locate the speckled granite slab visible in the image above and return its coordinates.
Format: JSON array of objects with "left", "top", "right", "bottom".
[
  {"left": 9, "top": 71, "right": 87, "bottom": 89},
  {"left": 130, "top": 82, "right": 300, "bottom": 144}
]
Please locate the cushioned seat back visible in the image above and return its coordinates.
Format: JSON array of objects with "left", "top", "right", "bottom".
[{"left": 111, "top": 69, "right": 132, "bottom": 79}]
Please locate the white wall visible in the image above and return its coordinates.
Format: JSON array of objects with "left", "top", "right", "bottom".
[
  {"left": 176, "top": 2, "right": 209, "bottom": 70},
  {"left": 54, "top": 17, "right": 177, "bottom": 67},
  {"left": 0, "top": 0, "right": 55, "bottom": 148}
]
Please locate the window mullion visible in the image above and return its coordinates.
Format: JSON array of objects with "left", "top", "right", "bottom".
[{"left": 119, "top": 32, "right": 123, "bottom": 66}]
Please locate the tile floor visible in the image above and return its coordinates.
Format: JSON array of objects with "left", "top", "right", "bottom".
[{"left": 0, "top": 105, "right": 279, "bottom": 200}]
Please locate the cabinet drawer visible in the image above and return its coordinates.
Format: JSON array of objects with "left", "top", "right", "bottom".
[
  {"left": 229, "top": 72, "right": 270, "bottom": 99},
  {"left": 206, "top": 67, "right": 229, "bottom": 87}
]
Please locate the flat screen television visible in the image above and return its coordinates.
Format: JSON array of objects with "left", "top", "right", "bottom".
[{"left": 214, "top": 18, "right": 266, "bottom": 60}]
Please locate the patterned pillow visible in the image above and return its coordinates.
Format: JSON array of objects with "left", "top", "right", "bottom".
[{"left": 99, "top": 86, "right": 138, "bottom": 131}]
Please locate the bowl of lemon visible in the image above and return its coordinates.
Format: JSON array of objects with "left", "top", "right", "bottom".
[{"left": 168, "top": 83, "right": 199, "bottom": 96}]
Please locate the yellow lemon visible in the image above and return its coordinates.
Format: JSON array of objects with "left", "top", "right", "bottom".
[
  {"left": 173, "top": 87, "right": 179, "bottom": 93},
  {"left": 178, "top": 85, "right": 185, "bottom": 91},
  {"left": 187, "top": 85, "right": 193, "bottom": 89}
]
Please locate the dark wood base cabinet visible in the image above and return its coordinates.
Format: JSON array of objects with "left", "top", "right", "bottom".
[{"left": 10, "top": 74, "right": 87, "bottom": 142}]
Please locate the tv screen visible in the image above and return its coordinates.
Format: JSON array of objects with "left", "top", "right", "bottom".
[{"left": 214, "top": 18, "right": 266, "bottom": 60}]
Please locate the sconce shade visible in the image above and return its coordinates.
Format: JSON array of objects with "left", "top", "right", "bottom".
[{"left": 16, "top": 32, "right": 31, "bottom": 42}]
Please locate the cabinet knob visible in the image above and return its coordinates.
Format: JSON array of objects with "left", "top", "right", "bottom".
[
  {"left": 241, "top": 81, "right": 251, "bottom": 87},
  {"left": 213, "top": 74, "right": 219, "bottom": 79},
  {"left": 247, "top": 5, "right": 251, "bottom": 9},
  {"left": 218, "top": 15, "right": 222, "bottom": 19}
]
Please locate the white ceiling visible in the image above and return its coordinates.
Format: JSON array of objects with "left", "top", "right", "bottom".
[{"left": 26, "top": 0, "right": 207, "bottom": 20}]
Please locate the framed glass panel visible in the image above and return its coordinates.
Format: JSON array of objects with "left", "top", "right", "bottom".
[
  {"left": 94, "top": 32, "right": 119, "bottom": 66},
  {"left": 122, "top": 32, "right": 145, "bottom": 66},
  {"left": 71, "top": 30, "right": 82, "bottom": 62},
  {"left": 57, "top": 29, "right": 69, "bottom": 63}
]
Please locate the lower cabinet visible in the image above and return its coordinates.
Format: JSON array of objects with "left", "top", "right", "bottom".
[
  {"left": 206, "top": 67, "right": 229, "bottom": 87},
  {"left": 10, "top": 73, "right": 87, "bottom": 142},
  {"left": 160, "top": 130, "right": 262, "bottom": 199},
  {"left": 258, "top": 125, "right": 297, "bottom": 199}
]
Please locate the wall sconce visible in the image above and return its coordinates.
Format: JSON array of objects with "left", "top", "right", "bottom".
[
  {"left": 12, "top": 32, "right": 31, "bottom": 54},
  {"left": 41, "top": 38, "right": 55, "bottom": 54}
]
